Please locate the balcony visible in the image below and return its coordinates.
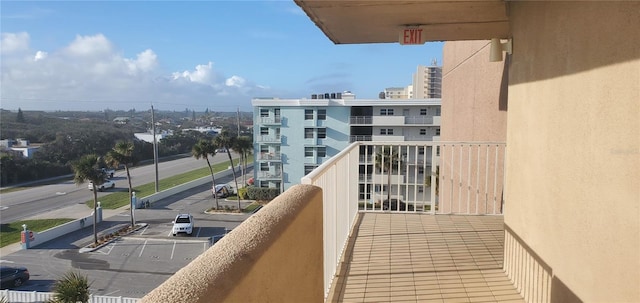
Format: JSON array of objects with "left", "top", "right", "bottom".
[
  {"left": 350, "top": 135, "right": 372, "bottom": 142},
  {"left": 257, "top": 152, "right": 281, "bottom": 161},
  {"left": 259, "top": 116, "right": 281, "bottom": 125},
  {"left": 257, "top": 170, "right": 282, "bottom": 180},
  {"left": 256, "top": 135, "right": 281, "bottom": 143},
  {"left": 350, "top": 116, "right": 373, "bottom": 125},
  {"left": 142, "top": 141, "right": 519, "bottom": 303}
]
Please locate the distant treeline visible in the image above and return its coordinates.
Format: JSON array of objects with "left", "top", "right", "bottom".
[{"left": 0, "top": 109, "right": 237, "bottom": 186}]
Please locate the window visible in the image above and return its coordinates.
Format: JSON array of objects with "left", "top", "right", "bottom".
[
  {"left": 418, "top": 167, "right": 424, "bottom": 174},
  {"left": 260, "top": 127, "right": 269, "bottom": 135},
  {"left": 305, "top": 128, "right": 314, "bottom": 138},
  {"left": 380, "top": 129, "right": 393, "bottom": 135},
  {"left": 304, "top": 165, "right": 316, "bottom": 175},
  {"left": 420, "top": 108, "right": 427, "bottom": 116},
  {"left": 418, "top": 186, "right": 424, "bottom": 193},
  {"left": 260, "top": 163, "right": 269, "bottom": 171},
  {"left": 436, "top": 127, "right": 441, "bottom": 136},
  {"left": 260, "top": 109, "right": 269, "bottom": 117},
  {"left": 418, "top": 147, "right": 425, "bottom": 155},
  {"left": 436, "top": 108, "right": 441, "bottom": 116},
  {"left": 317, "top": 147, "right": 326, "bottom": 157},
  {"left": 420, "top": 129, "right": 426, "bottom": 135},
  {"left": 305, "top": 109, "right": 313, "bottom": 120},
  {"left": 317, "top": 128, "right": 326, "bottom": 139},
  {"left": 317, "top": 109, "right": 326, "bottom": 120},
  {"left": 305, "top": 147, "right": 313, "bottom": 157},
  {"left": 260, "top": 146, "right": 268, "bottom": 153},
  {"left": 380, "top": 108, "right": 394, "bottom": 116},
  {"left": 436, "top": 146, "right": 440, "bottom": 156}
]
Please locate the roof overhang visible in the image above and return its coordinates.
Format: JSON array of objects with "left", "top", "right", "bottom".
[{"left": 294, "top": 0, "right": 510, "bottom": 44}]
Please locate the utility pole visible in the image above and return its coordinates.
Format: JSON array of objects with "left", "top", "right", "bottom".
[
  {"left": 151, "top": 105, "right": 159, "bottom": 192},
  {"left": 236, "top": 107, "right": 241, "bottom": 137}
]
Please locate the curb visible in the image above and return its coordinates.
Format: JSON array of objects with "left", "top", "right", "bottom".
[{"left": 79, "top": 223, "right": 148, "bottom": 253}]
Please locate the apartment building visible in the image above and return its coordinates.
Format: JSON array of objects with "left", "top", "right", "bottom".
[
  {"left": 252, "top": 93, "right": 441, "bottom": 200},
  {"left": 412, "top": 62, "right": 442, "bottom": 99}
]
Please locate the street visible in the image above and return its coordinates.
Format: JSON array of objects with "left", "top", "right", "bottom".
[{"left": 0, "top": 153, "right": 236, "bottom": 223}]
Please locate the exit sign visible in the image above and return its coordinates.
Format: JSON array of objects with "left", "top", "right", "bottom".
[{"left": 399, "top": 27, "right": 426, "bottom": 45}]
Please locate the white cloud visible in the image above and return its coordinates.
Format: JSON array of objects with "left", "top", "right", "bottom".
[
  {"left": 0, "top": 32, "right": 273, "bottom": 111},
  {"left": 1, "top": 32, "right": 30, "bottom": 54},
  {"left": 225, "top": 75, "right": 246, "bottom": 88},
  {"left": 65, "top": 34, "right": 113, "bottom": 57},
  {"left": 34, "top": 50, "right": 48, "bottom": 61}
]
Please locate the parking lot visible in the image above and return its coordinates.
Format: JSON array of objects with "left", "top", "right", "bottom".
[{"left": 0, "top": 180, "right": 253, "bottom": 297}]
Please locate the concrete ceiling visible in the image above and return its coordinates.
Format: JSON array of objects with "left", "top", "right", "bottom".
[{"left": 294, "top": 0, "right": 510, "bottom": 44}]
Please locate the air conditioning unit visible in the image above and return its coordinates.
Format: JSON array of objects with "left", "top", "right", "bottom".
[
  {"left": 330, "top": 93, "right": 336, "bottom": 99},
  {"left": 311, "top": 94, "right": 317, "bottom": 99}
]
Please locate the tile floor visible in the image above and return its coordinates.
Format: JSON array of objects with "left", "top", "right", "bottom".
[{"left": 329, "top": 213, "right": 524, "bottom": 303}]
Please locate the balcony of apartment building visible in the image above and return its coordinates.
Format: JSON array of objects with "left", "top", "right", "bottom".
[
  {"left": 405, "top": 115, "right": 441, "bottom": 126},
  {"left": 142, "top": 141, "right": 521, "bottom": 303},
  {"left": 256, "top": 134, "right": 281, "bottom": 144},
  {"left": 257, "top": 151, "right": 282, "bottom": 161},
  {"left": 258, "top": 116, "right": 281, "bottom": 125}
]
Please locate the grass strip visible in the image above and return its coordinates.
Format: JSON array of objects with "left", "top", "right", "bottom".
[
  {"left": 85, "top": 159, "right": 247, "bottom": 209},
  {"left": 1, "top": 219, "right": 74, "bottom": 248}
]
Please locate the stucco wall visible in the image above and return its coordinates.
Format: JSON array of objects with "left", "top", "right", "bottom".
[
  {"left": 140, "top": 184, "right": 324, "bottom": 303},
  {"left": 505, "top": 2, "right": 640, "bottom": 302},
  {"left": 440, "top": 40, "right": 508, "bottom": 214}
]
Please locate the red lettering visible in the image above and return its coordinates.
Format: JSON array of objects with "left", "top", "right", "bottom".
[
  {"left": 403, "top": 30, "right": 411, "bottom": 44},
  {"left": 401, "top": 28, "right": 424, "bottom": 45}
]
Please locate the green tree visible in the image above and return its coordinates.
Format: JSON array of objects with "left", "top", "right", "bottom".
[
  {"left": 50, "top": 271, "right": 91, "bottom": 303},
  {"left": 105, "top": 141, "right": 137, "bottom": 227},
  {"left": 425, "top": 165, "right": 440, "bottom": 196},
  {"left": 72, "top": 154, "right": 106, "bottom": 245},
  {"left": 233, "top": 136, "right": 253, "bottom": 187},
  {"left": 374, "top": 146, "right": 402, "bottom": 207},
  {"left": 16, "top": 108, "right": 25, "bottom": 123},
  {"left": 214, "top": 130, "right": 240, "bottom": 210},
  {"left": 192, "top": 139, "right": 220, "bottom": 210}
]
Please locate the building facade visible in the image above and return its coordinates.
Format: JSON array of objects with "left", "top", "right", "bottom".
[
  {"left": 252, "top": 94, "right": 441, "bottom": 199},
  {"left": 412, "top": 63, "right": 442, "bottom": 99}
]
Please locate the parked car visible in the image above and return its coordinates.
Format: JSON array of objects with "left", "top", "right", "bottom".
[
  {"left": 172, "top": 214, "right": 194, "bottom": 236},
  {"left": 382, "top": 199, "right": 414, "bottom": 211},
  {"left": 88, "top": 180, "right": 115, "bottom": 191},
  {"left": 101, "top": 168, "right": 115, "bottom": 178},
  {"left": 211, "top": 184, "right": 234, "bottom": 198},
  {"left": 0, "top": 266, "right": 29, "bottom": 289}
]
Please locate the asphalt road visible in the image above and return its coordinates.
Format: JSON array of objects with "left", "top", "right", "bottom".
[
  {"left": 0, "top": 153, "right": 237, "bottom": 223},
  {"left": 0, "top": 178, "right": 254, "bottom": 298}
]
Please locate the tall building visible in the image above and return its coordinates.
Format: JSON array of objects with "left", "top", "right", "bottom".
[
  {"left": 412, "top": 61, "right": 442, "bottom": 99},
  {"left": 252, "top": 93, "right": 441, "bottom": 198}
]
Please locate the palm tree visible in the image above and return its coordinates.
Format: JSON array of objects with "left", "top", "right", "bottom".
[
  {"left": 192, "top": 139, "right": 220, "bottom": 210},
  {"left": 50, "top": 271, "right": 91, "bottom": 303},
  {"left": 105, "top": 141, "right": 136, "bottom": 228},
  {"left": 233, "top": 136, "right": 253, "bottom": 187},
  {"left": 374, "top": 146, "right": 401, "bottom": 209},
  {"left": 72, "top": 154, "right": 105, "bottom": 245},
  {"left": 214, "top": 130, "right": 240, "bottom": 210}
]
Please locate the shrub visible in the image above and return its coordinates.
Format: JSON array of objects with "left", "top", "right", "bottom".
[
  {"left": 246, "top": 187, "right": 280, "bottom": 201},
  {"left": 50, "top": 271, "right": 91, "bottom": 303},
  {"left": 237, "top": 187, "right": 249, "bottom": 200}
]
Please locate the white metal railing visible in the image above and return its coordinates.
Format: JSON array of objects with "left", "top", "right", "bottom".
[
  {"left": 300, "top": 141, "right": 506, "bottom": 300},
  {"left": 259, "top": 116, "right": 281, "bottom": 124},
  {"left": 257, "top": 135, "right": 281, "bottom": 143},
  {"left": 349, "top": 135, "right": 372, "bottom": 142},
  {"left": 257, "top": 152, "right": 281, "bottom": 160},
  {"left": 258, "top": 171, "right": 282, "bottom": 179},
  {"left": 349, "top": 116, "right": 372, "bottom": 124},
  {"left": 0, "top": 290, "right": 139, "bottom": 303}
]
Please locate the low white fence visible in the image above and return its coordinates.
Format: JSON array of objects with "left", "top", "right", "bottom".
[{"left": 0, "top": 290, "right": 139, "bottom": 303}]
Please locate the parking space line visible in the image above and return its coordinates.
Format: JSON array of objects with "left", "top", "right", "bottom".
[
  {"left": 170, "top": 241, "right": 176, "bottom": 260},
  {"left": 138, "top": 239, "right": 148, "bottom": 257},
  {"left": 139, "top": 225, "right": 149, "bottom": 236},
  {"left": 195, "top": 227, "right": 201, "bottom": 237}
]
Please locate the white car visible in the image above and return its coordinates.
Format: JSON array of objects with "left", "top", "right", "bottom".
[
  {"left": 88, "top": 180, "right": 115, "bottom": 191},
  {"left": 172, "top": 214, "right": 194, "bottom": 236}
]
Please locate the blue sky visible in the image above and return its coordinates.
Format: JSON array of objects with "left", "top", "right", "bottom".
[{"left": 1, "top": 1, "right": 443, "bottom": 112}]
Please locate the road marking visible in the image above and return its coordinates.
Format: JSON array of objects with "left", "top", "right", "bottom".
[
  {"left": 138, "top": 239, "right": 148, "bottom": 257},
  {"left": 170, "top": 241, "right": 176, "bottom": 260},
  {"left": 55, "top": 192, "right": 66, "bottom": 195},
  {"left": 195, "top": 227, "right": 201, "bottom": 237},
  {"left": 139, "top": 225, "right": 149, "bottom": 235},
  {"left": 0, "top": 260, "right": 14, "bottom": 263},
  {"left": 0, "top": 206, "right": 7, "bottom": 211}
]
